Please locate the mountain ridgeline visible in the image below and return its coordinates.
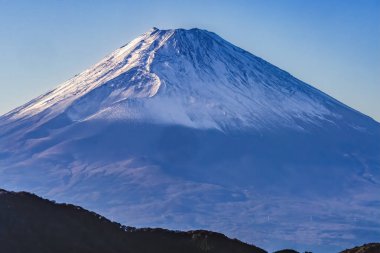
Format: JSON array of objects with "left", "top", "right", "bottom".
[
  {"left": 0, "top": 189, "right": 378, "bottom": 253},
  {"left": 0, "top": 189, "right": 266, "bottom": 253},
  {"left": 0, "top": 28, "right": 379, "bottom": 252}
]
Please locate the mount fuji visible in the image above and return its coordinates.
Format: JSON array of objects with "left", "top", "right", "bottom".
[{"left": 0, "top": 28, "right": 379, "bottom": 252}]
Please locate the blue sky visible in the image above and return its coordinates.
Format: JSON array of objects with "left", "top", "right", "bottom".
[{"left": 0, "top": 0, "right": 379, "bottom": 120}]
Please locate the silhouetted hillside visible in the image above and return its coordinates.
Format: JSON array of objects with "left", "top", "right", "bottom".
[
  {"left": 273, "top": 250, "right": 300, "bottom": 253},
  {"left": 340, "top": 243, "right": 380, "bottom": 253},
  {"left": 0, "top": 189, "right": 266, "bottom": 253},
  {"left": 1, "top": 189, "right": 378, "bottom": 253}
]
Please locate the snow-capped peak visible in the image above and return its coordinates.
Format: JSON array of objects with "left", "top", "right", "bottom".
[
  {"left": 1, "top": 28, "right": 379, "bottom": 252},
  {"left": 1, "top": 28, "right": 360, "bottom": 131}
]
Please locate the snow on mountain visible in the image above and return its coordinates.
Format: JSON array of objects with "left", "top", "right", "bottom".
[
  {"left": 0, "top": 28, "right": 379, "bottom": 253},
  {"left": 2, "top": 27, "right": 362, "bottom": 131}
]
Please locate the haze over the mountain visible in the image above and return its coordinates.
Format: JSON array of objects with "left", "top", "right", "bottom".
[{"left": 0, "top": 28, "right": 379, "bottom": 252}]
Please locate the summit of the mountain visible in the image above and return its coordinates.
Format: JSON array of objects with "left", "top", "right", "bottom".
[{"left": 2, "top": 27, "right": 374, "bottom": 132}]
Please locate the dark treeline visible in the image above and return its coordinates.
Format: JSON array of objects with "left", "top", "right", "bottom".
[{"left": 0, "top": 189, "right": 378, "bottom": 253}]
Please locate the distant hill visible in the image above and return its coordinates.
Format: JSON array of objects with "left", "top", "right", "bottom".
[
  {"left": 0, "top": 188, "right": 266, "bottom": 253},
  {"left": 1, "top": 188, "right": 378, "bottom": 253},
  {"left": 273, "top": 250, "right": 300, "bottom": 253},
  {"left": 340, "top": 243, "right": 380, "bottom": 253}
]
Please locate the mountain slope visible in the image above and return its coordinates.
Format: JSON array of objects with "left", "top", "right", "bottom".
[
  {"left": 0, "top": 188, "right": 266, "bottom": 253},
  {"left": 340, "top": 243, "right": 380, "bottom": 253},
  {"left": 0, "top": 28, "right": 379, "bottom": 253},
  {"left": 2, "top": 27, "right": 376, "bottom": 131}
]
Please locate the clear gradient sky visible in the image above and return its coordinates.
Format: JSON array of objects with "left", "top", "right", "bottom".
[{"left": 0, "top": 0, "right": 379, "bottom": 121}]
